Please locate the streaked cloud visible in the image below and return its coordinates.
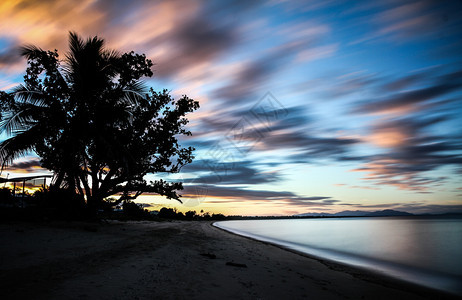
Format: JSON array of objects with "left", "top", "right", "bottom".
[
  {"left": 355, "top": 116, "right": 461, "bottom": 191},
  {"left": 1, "top": 0, "right": 461, "bottom": 215},
  {"left": 354, "top": 71, "right": 462, "bottom": 116},
  {"left": 5, "top": 157, "right": 42, "bottom": 173}
]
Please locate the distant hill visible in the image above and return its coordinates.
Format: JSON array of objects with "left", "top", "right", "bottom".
[
  {"left": 297, "top": 209, "right": 413, "bottom": 217},
  {"left": 365, "top": 209, "right": 413, "bottom": 217}
]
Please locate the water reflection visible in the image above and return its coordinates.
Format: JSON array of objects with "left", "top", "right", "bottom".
[{"left": 215, "top": 217, "right": 462, "bottom": 294}]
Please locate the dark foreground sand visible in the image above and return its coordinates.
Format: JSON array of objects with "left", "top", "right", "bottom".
[{"left": 0, "top": 221, "right": 458, "bottom": 299}]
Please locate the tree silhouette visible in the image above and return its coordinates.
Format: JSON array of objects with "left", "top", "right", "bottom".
[{"left": 0, "top": 32, "right": 199, "bottom": 210}]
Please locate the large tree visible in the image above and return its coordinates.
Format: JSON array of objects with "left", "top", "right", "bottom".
[{"left": 0, "top": 32, "right": 199, "bottom": 209}]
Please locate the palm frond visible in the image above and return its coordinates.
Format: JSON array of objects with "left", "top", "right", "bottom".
[
  {"left": 126, "top": 80, "right": 147, "bottom": 93},
  {"left": 68, "top": 32, "right": 84, "bottom": 58},
  {"left": 0, "top": 107, "right": 37, "bottom": 136},
  {"left": 102, "top": 49, "right": 121, "bottom": 76},
  {"left": 104, "top": 49, "right": 121, "bottom": 61},
  {"left": 66, "top": 32, "right": 85, "bottom": 73},
  {"left": 20, "top": 44, "right": 45, "bottom": 60},
  {"left": 11, "top": 84, "right": 45, "bottom": 106},
  {"left": 0, "top": 84, "right": 49, "bottom": 135},
  {"left": 120, "top": 80, "right": 148, "bottom": 105},
  {"left": 87, "top": 35, "right": 105, "bottom": 57},
  {"left": 0, "top": 126, "right": 41, "bottom": 170},
  {"left": 0, "top": 99, "right": 51, "bottom": 137}
]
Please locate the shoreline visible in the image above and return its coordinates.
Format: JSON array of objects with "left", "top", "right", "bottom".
[
  {"left": 1, "top": 220, "right": 459, "bottom": 299},
  {"left": 212, "top": 222, "right": 460, "bottom": 298}
]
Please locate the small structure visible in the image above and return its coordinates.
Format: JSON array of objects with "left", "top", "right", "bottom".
[{"left": 0, "top": 174, "right": 53, "bottom": 200}]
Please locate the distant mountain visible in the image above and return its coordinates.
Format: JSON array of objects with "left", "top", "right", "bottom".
[
  {"left": 365, "top": 209, "right": 413, "bottom": 217},
  {"left": 296, "top": 209, "right": 413, "bottom": 217},
  {"left": 333, "top": 210, "right": 370, "bottom": 217}
]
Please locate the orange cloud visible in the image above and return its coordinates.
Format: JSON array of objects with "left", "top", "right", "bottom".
[
  {"left": 0, "top": 0, "right": 105, "bottom": 51},
  {"left": 364, "top": 117, "right": 417, "bottom": 149},
  {"left": 366, "top": 127, "right": 409, "bottom": 148},
  {"left": 0, "top": 0, "right": 207, "bottom": 77}
]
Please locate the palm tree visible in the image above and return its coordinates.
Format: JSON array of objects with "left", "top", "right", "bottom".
[{"left": 0, "top": 32, "right": 151, "bottom": 208}]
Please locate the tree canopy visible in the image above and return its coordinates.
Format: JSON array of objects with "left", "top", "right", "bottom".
[{"left": 0, "top": 32, "right": 199, "bottom": 210}]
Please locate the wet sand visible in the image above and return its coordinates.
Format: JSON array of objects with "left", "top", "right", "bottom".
[{"left": 0, "top": 220, "right": 458, "bottom": 299}]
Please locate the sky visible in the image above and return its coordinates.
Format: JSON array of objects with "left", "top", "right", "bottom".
[{"left": 0, "top": 0, "right": 461, "bottom": 216}]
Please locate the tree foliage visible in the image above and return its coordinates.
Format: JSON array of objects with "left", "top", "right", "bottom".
[{"left": 0, "top": 32, "right": 199, "bottom": 210}]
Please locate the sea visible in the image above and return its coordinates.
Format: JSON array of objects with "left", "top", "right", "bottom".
[{"left": 214, "top": 216, "right": 462, "bottom": 295}]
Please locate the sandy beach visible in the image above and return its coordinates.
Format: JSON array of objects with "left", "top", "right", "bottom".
[{"left": 0, "top": 220, "right": 458, "bottom": 300}]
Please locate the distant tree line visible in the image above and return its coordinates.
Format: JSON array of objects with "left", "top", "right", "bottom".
[
  {"left": 157, "top": 207, "right": 226, "bottom": 220},
  {"left": 0, "top": 186, "right": 227, "bottom": 221}
]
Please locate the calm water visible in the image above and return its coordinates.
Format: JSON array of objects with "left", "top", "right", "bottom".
[{"left": 214, "top": 217, "right": 462, "bottom": 295}]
